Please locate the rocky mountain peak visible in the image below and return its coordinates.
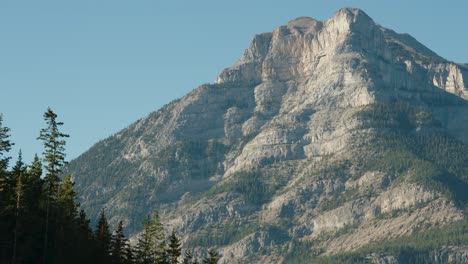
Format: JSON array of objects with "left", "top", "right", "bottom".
[
  {"left": 215, "top": 8, "right": 382, "bottom": 85},
  {"left": 67, "top": 8, "right": 468, "bottom": 263},
  {"left": 332, "top": 7, "right": 375, "bottom": 26},
  {"left": 286, "top": 16, "right": 323, "bottom": 34}
]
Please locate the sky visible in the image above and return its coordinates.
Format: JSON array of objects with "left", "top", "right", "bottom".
[{"left": 1, "top": 0, "right": 467, "bottom": 165}]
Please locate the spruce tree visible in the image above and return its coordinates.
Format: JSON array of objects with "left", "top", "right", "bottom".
[
  {"left": 182, "top": 249, "right": 194, "bottom": 264},
  {"left": 25, "top": 154, "right": 43, "bottom": 212},
  {"left": 12, "top": 161, "right": 26, "bottom": 264},
  {"left": 38, "top": 107, "right": 69, "bottom": 199},
  {"left": 111, "top": 220, "right": 133, "bottom": 264},
  {"left": 135, "top": 215, "right": 154, "bottom": 264},
  {"left": 0, "top": 114, "right": 13, "bottom": 171},
  {"left": 167, "top": 230, "right": 181, "bottom": 264},
  {"left": 96, "top": 208, "right": 112, "bottom": 254},
  {"left": 58, "top": 174, "right": 78, "bottom": 219},
  {"left": 37, "top": 107, "right": 69, "bottom": 264},
  {"left": 135, "top": 212, "right": 166, "bottom": 264},
  {"left": 0, "top": 115, "right": 13, "bottom": 264},
  {"left": 202, "top": 249, "right": 219, "bottom": 264},
  {"left": 0, "top": 113, "right": 13, "bottom": 202},
  {"left": 12, "top": 150, "right": 27, "bottom": 178},
  {"left": 77, "top": 209, "right": 93, "bottom": 239}
]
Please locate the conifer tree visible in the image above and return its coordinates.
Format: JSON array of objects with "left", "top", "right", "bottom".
[
  {"left": 96, "top": 208, "right": 112, "bottom": 254},
  {"left": 58, "top": 174, "right": 78, "bottom": 219},
  {"left": 37, "top": 107, "right": 69, "bottom": 264},
  {"left": 111, "top": 220, "right": 133, "bottom": 264},
  {"left": 0, "top": 114, "right": 13, "bottom": 172},
  {"left": 0, "top": 115, "right": 14, "bottom": 264},
  {"left": 77, "top": 209, "right": 93, "bottom": 239},
  {"left": 135, "top": 212, "right": 166, "bottom": 264},
  {"left": 12, "top": 150, "right": 27, "bottom": 178},
  {"left": 182, "top": 249, "right": 195, "bottom": 264},
  {"left": 38, "top": 107, "right": 69, "bottom": 199},
  {"left": 202, "top": 249, "right": 219, "bottom": 264},
  {"left": 12, "top": 156, "right": 26, "bottom": 264},
  {"left": 0, "top": 114, "right": 13, "bottom": 199},
  {"left": 135, "top": 215, "right": 154, "bottom": 264},
  {"left": 25, "top": 154, "right": 43, "bottom": 211},
  {"left": 167, "top": 230, "right": 181, "bottom": 264}
]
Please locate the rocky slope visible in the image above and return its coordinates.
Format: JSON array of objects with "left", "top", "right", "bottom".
[{"left": 65, "top": 8, "right": 468, "bottom": 263}]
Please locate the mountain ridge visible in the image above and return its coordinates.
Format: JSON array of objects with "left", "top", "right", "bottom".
[{"left": 65, "top": 8, "right": 467, "bottom": 263}]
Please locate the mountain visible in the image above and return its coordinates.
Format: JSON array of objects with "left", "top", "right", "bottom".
[{"left": 65, "top": 8, "right": 468, "bottom": 263}]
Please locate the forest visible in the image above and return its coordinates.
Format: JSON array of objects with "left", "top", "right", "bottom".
[{"left": 0, "top": 109, "right": 219, "bottom": 264}]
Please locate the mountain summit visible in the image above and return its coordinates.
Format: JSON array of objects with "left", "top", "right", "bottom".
[{"left": 66, "top": 8, "right": 468, "bottom": 263}]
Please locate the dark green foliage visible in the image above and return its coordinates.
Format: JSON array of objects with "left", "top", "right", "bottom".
[
  {"left": 167, "top": 230, "right": 182, "bottom": 264},
  {"left": 187, "top": 222, "right": 288, "bottom": 248},
  {"left": 111, "top": 221, "right": 133, "bottom": 264},
  {"left": 354, "top": 102, "right": 468, "bottom": 205},
  {"left": 0, "top": 111, "right": 117, "bottom": 264},
  {"left": 284, "top": 220, "right": 468, "bottom": 264},
  {"left": 0, "top": 114, "right": 13, "bottom": 171},
  {"left": 356, "top": 102, "right": 440, "bottom": 129},
  {"left": 135, "top": 212, "right": 167, "bottom": 264},
  {"left": 203, "top": 170, "right": 268, "bottom": 204},
  {"left": 182, "top": 249, "right": 195, "bottom": 264},
  {"left": 202, "top": 249, "right": 220, "bottom": 264},
  {"left": 38, "top": 107, "right": 70, "bottom": 199},
  {"left": 0, "top": 111, "right": 220, "bottom": 264},
  {"left": 96, "top": 208, "right": 112, "bottom": 256}
]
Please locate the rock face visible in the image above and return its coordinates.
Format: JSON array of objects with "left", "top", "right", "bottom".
[{"left": 65, "top": 8, "right": 468, "bottom": 263}]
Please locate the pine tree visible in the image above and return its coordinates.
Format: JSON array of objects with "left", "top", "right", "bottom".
[
  {"left": 58, "top": 174, "right": 78, "bottom": 219},
  {"left": 38, "top": 107, "right": 69, "bottom": 199},
  {"left": 135, "top": 212, "right": 166, "bottom": 264},
  {"left": 0, "top": 114, "right": 13, "bottom": 172},
  {"left": 111, "top": 220, "right": 133, "bottom": 264},
  {"left": 167, "top": 230, "right": 181, "bottom": 264},
  {"left": 135, "top": 215, "right": 155, "bottom": 264},
  {"left": 77, "top": 209, "right": 93, "bottom": 239},
  {"left": 0, "top": 114, "right": 13, "bottom": 203},
  {"left": 202, "top": 249, "right": 219, "bottom": 264},
  {"left": 12, "top": 160, "right": 26, "bottom": 264},
  {"left": 26, "top": 154, "right": 43, "bottom": 208},
  {"left": 182, "top": 249, "right": 194, "bottom": 264},
  {"left": 37, "top": 107, "right": 69, "bottom": 263},
  {"left": 12, "top": 150, "right": 27, "bottom": 178},
  {"left": 96, "top": 208, "right": 112, "bottom": 254}
]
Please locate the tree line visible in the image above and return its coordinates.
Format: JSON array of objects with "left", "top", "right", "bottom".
[{"left": 0, "top": 109, "right": 220, "bottom": 264}]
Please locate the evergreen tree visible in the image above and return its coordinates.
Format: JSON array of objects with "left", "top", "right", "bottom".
[
  {"left": 12, "top": 162, "right": 26, "bottom": 264},
  {"left": 38, "top": 107, "right": 69, "bottom": 199},
  {"left": 135, "top": 215, "right": 154, "bottom": 264},
  {"left": 157, "top": 245, "right": 169, "bottom": 264},
  {"left": 202, "top": 249, "right": 220, "bottom": 264},
  {"left": 111, "top": 220, "right": 133, "bottom": 264},
  {"left": 182, "top": 249, "right": 195, "bottom": 264},
  {"left": 135, "top": 212, "right": 166, "bottom": 264},
  {"left": 77, "top": 209, "right": 93, "bottom": 240},
  {"left": 0, "top": 114, "right": 13, "bottom": 207},
  {"left": 0, "top": 114, "right": 13, "bottom": 263},
  {"left": 12, "top": 149, "right": 28, "bottom": 263},
  {"left": 26, "top": 154, "right": 43, "bottom": 209},
  {"left": 58, "top": 174, "right": 78, "bottom": 219},
  {"left": 96, "top": 208, "right": 112, "bottom": 254},
  {"left": 0, "top": 114, "right": 13, "bottom": 172},
  {"left": 12, "top": 149, "right": 27, "bottom": 178},
  {"left": 37, "top": 107, "right": 69, "bottom": 263},
  {"left": 167, "top": 230, "right": 181, "bottom": 264},
  {"left": 0, "top": 111, "right": 116, "bottom": 263}
]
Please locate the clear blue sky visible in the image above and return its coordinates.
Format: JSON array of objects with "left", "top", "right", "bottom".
[{"left": 1, "top": 0, "right": 467, "bottom": 165}]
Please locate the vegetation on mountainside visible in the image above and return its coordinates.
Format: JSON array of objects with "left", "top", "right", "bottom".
[
  {"left": 0, "top": 110, "right": 219, "bottom": 264},
  {"left": 284, "top": 219, "right": 468, "bottom": 264}
]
